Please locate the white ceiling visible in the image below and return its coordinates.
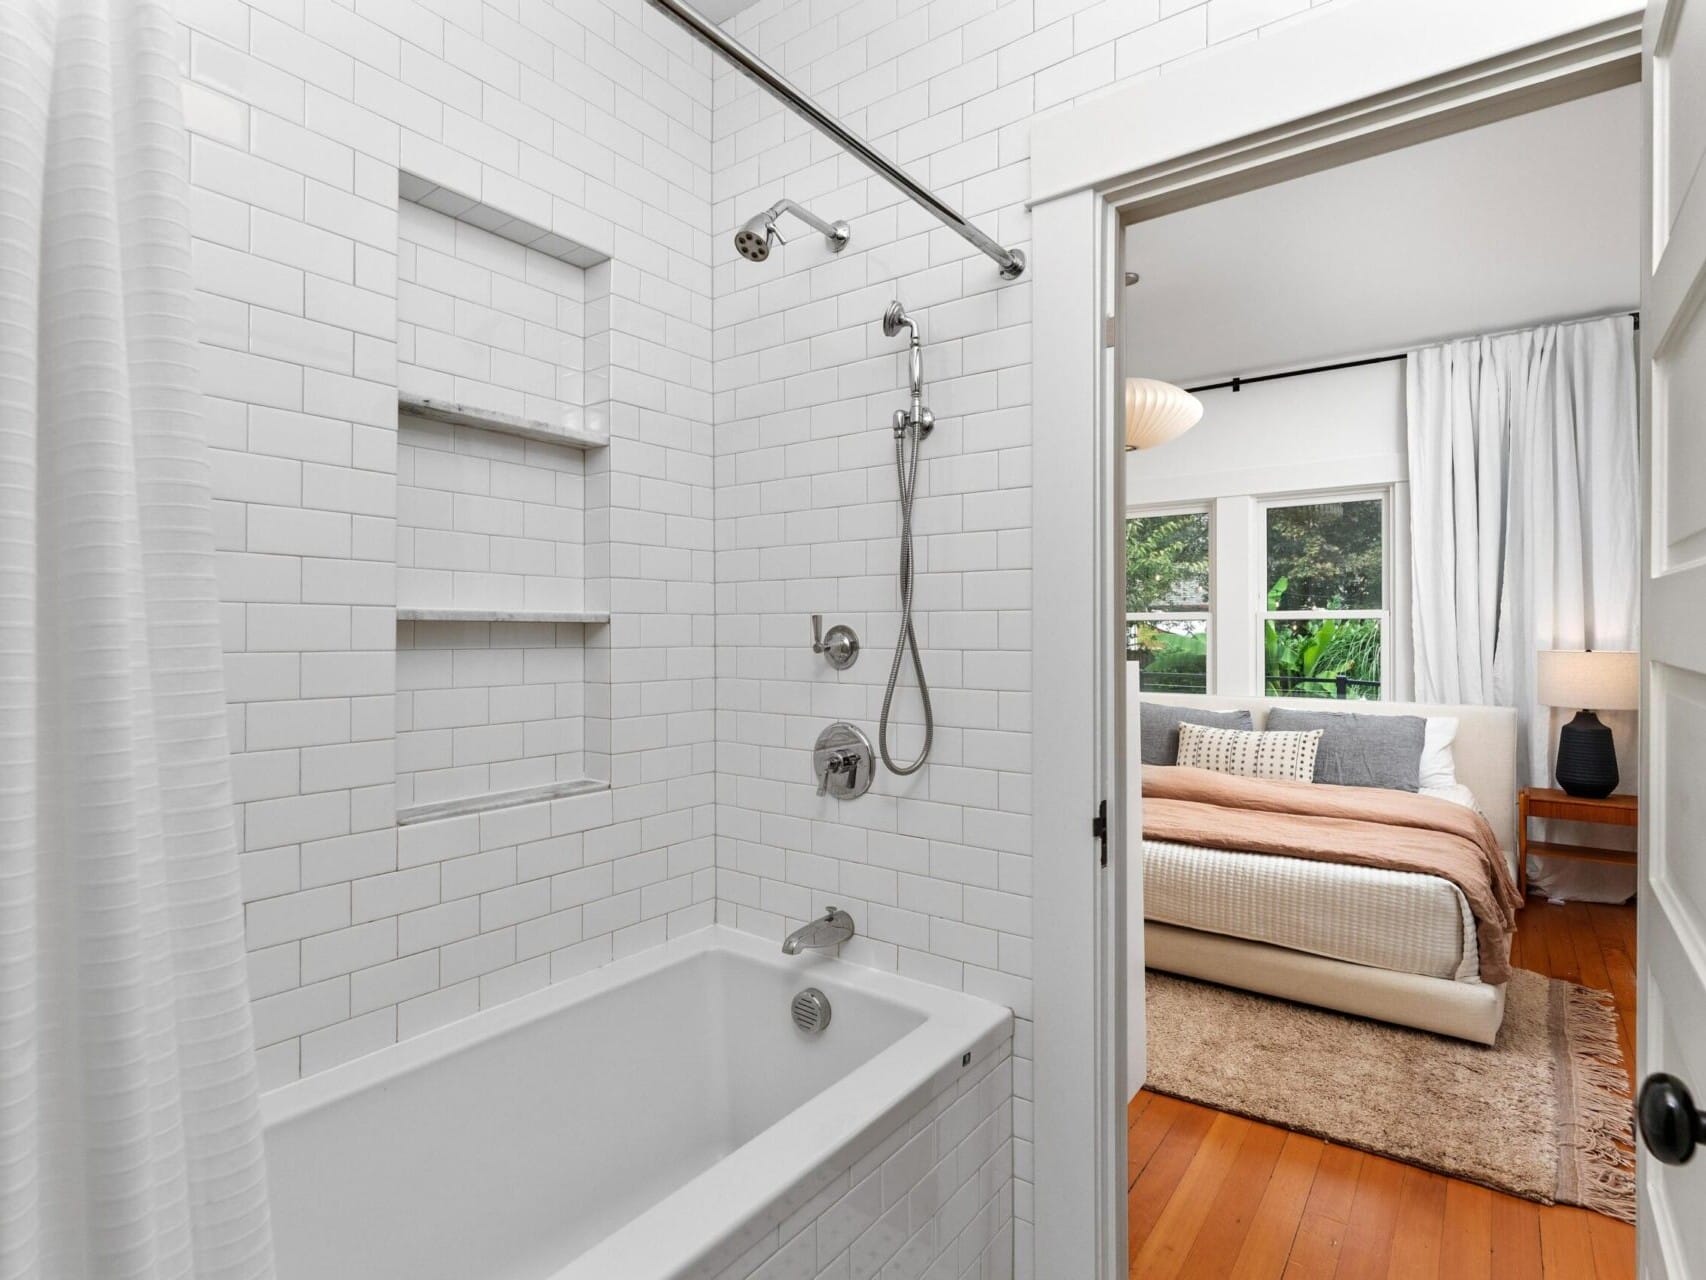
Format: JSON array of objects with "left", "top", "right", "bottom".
[{"left": 1122, "top": 85, "right": 1641, "bottom": 388}]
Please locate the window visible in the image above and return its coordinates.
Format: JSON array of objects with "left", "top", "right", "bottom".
[
  {"left": 1125, "top": 510, "right": 1211, "bottom": 694},
  {"left": 1262, "top": 496, "right": 1387, "bottom": 700}
]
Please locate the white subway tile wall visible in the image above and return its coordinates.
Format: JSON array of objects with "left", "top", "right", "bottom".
[
  {"left": 709, "top": 1040, "right": 1013, "bottom": 1280},
  {"left": 394, "top": 619, "right": 591, "bottom": 810},
  {"left": 397, "top": 199, "right": 588, "bottom": 430},
  {"left": 396, "top": 415, "right": 588, "bottom": 612},
  {"left": 186, "top": 0, "right": 717, "bottom": 1093},
  {"left": 711, "top": 1, "right": 1349, "bottom": 1273},
  {"left": 184, "top": 0, "right": 1351, "bottom": 1273}
]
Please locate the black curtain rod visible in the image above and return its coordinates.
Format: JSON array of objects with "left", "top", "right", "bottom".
[
  {"left": 1184, "top": 310, "right": 1641, "bottom": 396},
  {"left": 1186, "top": 353, "right": 1404, "bottom": 395}
]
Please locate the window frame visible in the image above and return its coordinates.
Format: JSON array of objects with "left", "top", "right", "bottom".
[
  {"left": 1123, "top": 504, "right": 1214, "bottom": 695},
  {"left": 1257, "top": 487, "right": 1393, "bottom": 701}
]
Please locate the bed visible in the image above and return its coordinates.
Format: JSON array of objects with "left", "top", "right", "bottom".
[{"left": 1133, "top": 694, "right": 1520, "bottom": 1044}]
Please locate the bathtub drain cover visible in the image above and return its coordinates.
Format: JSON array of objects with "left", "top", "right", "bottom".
[{"left": 791, "top": 987, "right": 831, "bottom": 1035}]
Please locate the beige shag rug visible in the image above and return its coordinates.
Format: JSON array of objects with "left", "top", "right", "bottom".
[{"left": 1145, "top": 968, "right": 1635, "bottom": 1222}]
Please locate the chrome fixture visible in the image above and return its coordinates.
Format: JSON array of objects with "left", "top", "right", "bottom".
[
  {"left": 883, "top": 301, "right": 932, "bottom": 440},
  {"left": 782, "top": 907, "right": 856, "bottom": 955},
  {"left": 646, "top": 0, "right": 1025, "bottom": 279},
  {"left": 811, "top": 614, "right": 860, "bottom": 669},
  {"left": 813, "top": 721, "right": 875, "bottom": 799},
  {"left": 734, "top": 199, "right": 850, "bottom": 263},
  {"left": 877, "top": 302, "right": 934, "bottom": 776},
  {"left": 790, "top": 987, "right": 832, "bottom": 1034}
]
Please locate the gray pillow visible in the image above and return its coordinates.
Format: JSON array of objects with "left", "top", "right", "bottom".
[
  {"left": 1265, "top": 708, "right": 1426, "bottom": 791},
  {"left": 1140, "top": 703, "right": 1255, "bottom": 766}
]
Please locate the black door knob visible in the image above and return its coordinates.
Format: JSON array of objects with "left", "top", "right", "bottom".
[{"left": 1637, "top": 1073, "right": 1706, "bottom": 1166}]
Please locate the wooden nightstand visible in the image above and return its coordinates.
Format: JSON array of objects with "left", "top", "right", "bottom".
[{"left": 1516, "top": 787, "right": 1638, "bottom": 899}]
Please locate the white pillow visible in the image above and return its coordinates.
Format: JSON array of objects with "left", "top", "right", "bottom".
[
  {"left": 1176, "top": 723, "right": 1322, "bottom": 783},
  {"left": 1420, "top": 716, "right": 1459, "bottom": 790},
  {"left": 1420, "top": 782, "right": 1484, "bottom": 817}
]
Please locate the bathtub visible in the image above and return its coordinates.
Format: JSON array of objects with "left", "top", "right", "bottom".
[{"left": 262, "top": 925, "right": 1013, "bottom": 1280}]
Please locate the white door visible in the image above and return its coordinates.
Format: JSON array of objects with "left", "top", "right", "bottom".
[{"left": 1637, "top": 0, "right": 1706, "bottom": 1272}]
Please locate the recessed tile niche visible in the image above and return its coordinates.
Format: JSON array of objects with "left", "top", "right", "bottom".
[{"left": 392, "top": 177, "right": 611, "bottom": 824}]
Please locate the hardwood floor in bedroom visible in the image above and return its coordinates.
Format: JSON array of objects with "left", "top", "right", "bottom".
[{"left": 1127, "top": 899, "right": 1637, "bottom": 1279}]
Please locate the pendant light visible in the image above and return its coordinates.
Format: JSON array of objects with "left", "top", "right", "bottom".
[{"left": 1125, "top": 377, "right": 1204, "bottom": 451}]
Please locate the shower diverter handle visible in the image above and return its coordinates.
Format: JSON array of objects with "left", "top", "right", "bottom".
[
  {"left": 812, "top": 721, "right": 875, "bottom": 799},
  {"left": 816, "top": 751, "right": 859, "bottom": 796}
]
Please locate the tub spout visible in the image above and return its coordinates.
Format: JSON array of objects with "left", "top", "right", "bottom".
[{"left": 782, "top": 907, "right": 855, "bottom": 955}]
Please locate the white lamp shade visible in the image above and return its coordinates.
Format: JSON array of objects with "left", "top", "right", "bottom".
[
  {"left": 1125, "top": 378, "right": 1203, "bottom": 450},
  {"left": 1536, "top": 649, "right": 1638, "bottom": 711}
]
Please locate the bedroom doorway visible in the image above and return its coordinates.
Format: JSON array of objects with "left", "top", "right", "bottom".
[
  {"left": 1025, "top": 1, "right": 1705, "bottom": 1276},
  {"left": 1116, "top": 75, "right": 1645, "bottom": 1271}
]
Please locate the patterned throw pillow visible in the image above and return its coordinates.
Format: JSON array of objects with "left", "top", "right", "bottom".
[{"left": 1175, "top": 723, "right": 1322, "bottom": 783}]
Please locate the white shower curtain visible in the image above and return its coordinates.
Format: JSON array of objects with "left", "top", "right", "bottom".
[
  {"left": 1407, "top": 315, "right": 1639, "bottom": 902},
  {"left": 0, "top": 1, "right": 275, "bottom": 1276}
]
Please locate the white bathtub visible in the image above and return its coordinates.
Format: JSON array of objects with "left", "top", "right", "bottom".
[{"left": 262, "top": 926, "right": 1012, "bottom": 1280}]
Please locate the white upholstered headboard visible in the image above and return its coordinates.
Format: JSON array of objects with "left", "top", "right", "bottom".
[{"left": 1134, "top": 693, "right": 1521, "bottom": 855}]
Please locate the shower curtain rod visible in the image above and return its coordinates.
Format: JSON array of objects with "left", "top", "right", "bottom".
[
  {"left": 1184, "top": 309, "right": 1640, "bottom": 394},
  {"left": 646, "top": 0, "right": 1027, "bottom": 279}
]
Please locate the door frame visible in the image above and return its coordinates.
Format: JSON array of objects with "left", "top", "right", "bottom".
[{"left": 1026, "top": 1, "right": 1642, "bottom": 1273}]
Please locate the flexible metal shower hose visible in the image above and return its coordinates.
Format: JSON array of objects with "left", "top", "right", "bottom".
[{"left": 878, "top": 417, "right": 933, "bottom": 774}]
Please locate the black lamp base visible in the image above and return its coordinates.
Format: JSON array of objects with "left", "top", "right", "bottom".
[{"left": 1555, "top": 709, "right": 1619, "bottom": 798}]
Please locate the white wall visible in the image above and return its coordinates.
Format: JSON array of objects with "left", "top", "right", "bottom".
[
  {"left": 1128, "top": 357, "right": 1406, "bottom": 506},
  {"left": 182, "top": 0, "right": 719, "bottom": 1086},
  {"left": 1123, "top": 83, "right": 1641, "bottom": 386}
]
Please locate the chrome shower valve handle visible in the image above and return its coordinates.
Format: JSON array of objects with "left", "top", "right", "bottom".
[{"left": 810, "top": 614, "right": 860, "bottom": 669}]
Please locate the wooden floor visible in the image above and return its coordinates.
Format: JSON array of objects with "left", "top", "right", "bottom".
[{"left": 1127, "top": 899, "right": 1637, "bottom": 1279}]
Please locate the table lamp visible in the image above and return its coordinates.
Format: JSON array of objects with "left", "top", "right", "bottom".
[{"left": 1536, "top": 649, "right": 1638, "bottom": 797}]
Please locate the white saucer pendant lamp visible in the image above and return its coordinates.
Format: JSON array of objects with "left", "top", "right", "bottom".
[{"left": 1125, "top": 377, "right": 1203, "bottom": 450}]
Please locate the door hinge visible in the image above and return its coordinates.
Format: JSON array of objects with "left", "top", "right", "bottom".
[
  {"left": 1093, "top": 799, "right": 1108, "bottom": 866},
  {"left": 1103, "top": 314, "right": 1118, "bottom": 348}
]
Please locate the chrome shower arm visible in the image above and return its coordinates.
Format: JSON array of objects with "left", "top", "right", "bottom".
[
  {"left": 648, "top": 0, "right": 1025, "bottom": 279},
  {"left": 766, "top": 200, "right": 849, "bottom": 251}
]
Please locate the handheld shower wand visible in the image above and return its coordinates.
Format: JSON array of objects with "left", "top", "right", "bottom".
[{"left": 878, "top": 302, "right": 933, "bottom": 776}]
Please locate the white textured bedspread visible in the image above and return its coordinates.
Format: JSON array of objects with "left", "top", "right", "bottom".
[{"left": 1141, "top": 838, "right": 1482, "bottom": 982}]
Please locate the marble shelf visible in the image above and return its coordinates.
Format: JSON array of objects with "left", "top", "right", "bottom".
[
  {"left": 396, "top": 607, "right": 610, "bottom": 624},
  {"left": 398, "top": 392, "right": 608, "bottom": 450},
  {"left": 396, "top": 777, "right": 610, "bottom": 826}
]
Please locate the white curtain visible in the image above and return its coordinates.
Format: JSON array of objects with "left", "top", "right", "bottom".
[
  {"left": 1407, "top": 315, "right": 1639, "bottom": 902},
  {"left": 0, "top": 1, "right": 275, "bottom": 1276}
]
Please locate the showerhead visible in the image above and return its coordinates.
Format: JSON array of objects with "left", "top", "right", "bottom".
[
  {"left": 881, "top": 301, "right": 912, "bottom": 339},
  {"left": 732, "top": 199, "right": 850, "bottom": 263},
  {"left": 735, "top": 211, "right": 777, "bottom": 262}
]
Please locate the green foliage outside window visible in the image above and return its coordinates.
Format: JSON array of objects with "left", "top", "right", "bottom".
[
  {"left": 1262, "top": 579, "right": 1382, "bottom": 700},
  {"left": 1125, "top": 500, "right": 1386, "bottom": 700},
  {"left": 1265, "top": 500, "right": 1383, "bottom": 610},
  {"left": 1125, "top": 513, "right": 1209, "bottom": 613},
  {"left": 1126, "top": 513, "right": 1211, "bottom": 692}
]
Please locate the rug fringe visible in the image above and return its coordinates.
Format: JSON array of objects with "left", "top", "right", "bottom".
[{"left": 1556, "top": 983, "right": 1636, "bottom": 1224}]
